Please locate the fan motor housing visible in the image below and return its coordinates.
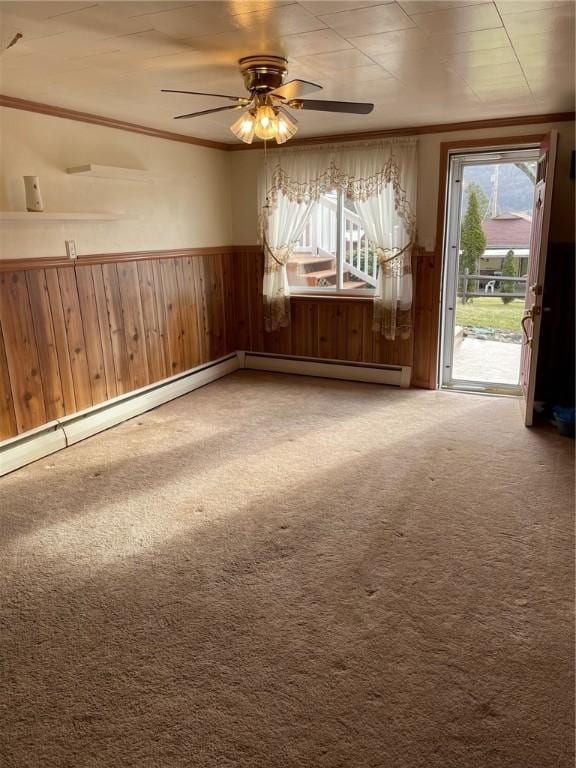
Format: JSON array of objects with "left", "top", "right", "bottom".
[{"left": 239, "top": 55, "right": 287, "bottom": 94}]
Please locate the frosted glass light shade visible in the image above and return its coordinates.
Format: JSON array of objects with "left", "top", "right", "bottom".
[
  {"left": 230, "top": 112, "right": 256, "bottom": 143},
  {"left": 253, "top": 105, "right": 278, "bottom": 140},
  {"left": 275, "top": 111, "right": 298, "bottom": 144}
]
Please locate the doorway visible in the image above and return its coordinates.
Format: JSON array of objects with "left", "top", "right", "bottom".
[{"left": 440, "top": 147, "right": 539, "bottom": 394}]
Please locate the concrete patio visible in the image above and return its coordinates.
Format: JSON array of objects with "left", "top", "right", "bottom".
[{"left": 452, "top": 337, "right": 521, "bottom": 385}]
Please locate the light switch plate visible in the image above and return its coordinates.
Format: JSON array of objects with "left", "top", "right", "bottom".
[{"left": 65, "top": 240, "right": 77, "bottom": 259}]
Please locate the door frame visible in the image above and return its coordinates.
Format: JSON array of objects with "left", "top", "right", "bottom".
[
  {"left": 439, "top": 146, "right": 540, "bottom": 391},
  {"left": 421, "top": 133, "right": 547, "bottom": 391}
]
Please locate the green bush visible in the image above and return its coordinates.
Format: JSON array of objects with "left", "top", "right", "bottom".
[{"left": 500, "top": 249, "right": 516, "bottom": 304}]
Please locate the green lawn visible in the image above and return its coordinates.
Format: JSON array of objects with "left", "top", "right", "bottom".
[{"left": 455, "top": 297, "right": 524, "bottom": 331}]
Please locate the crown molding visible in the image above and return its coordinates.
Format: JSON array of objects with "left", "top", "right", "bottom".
[
  {"left": 2, "top": 94, "right": 573, "bottom": 152},
  {"left": 0, "top": 94, "right": 231, "bottom": 151}
]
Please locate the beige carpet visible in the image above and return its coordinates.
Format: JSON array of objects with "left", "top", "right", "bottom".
[{"left": 1, "top": 371, "right": 573, "bottom": 768}]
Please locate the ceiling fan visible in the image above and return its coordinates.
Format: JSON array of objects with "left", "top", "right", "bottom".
[{"left": 162, "top": 55, "right": 374, "bottom": 144}]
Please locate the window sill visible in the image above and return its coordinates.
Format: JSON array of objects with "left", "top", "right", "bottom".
[{"left": 291, "top": 292, "right": 374, "bottom": 303}]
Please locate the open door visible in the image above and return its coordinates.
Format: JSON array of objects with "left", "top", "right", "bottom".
[{"left": 520, "top": 132, "right": 558, "bottom": 426}]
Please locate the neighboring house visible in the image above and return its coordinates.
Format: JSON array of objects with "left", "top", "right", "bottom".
[{"left": 480, "top": 213, "right": 532, "bottom": 276}]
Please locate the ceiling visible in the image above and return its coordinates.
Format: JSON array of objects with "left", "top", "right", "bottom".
[{"left": 0, "top": 1, "right": 574, "bottom": 144}]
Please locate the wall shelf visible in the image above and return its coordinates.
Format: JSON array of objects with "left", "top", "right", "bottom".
[
  {"left": 66, "top": 164, "right": 153, "bottom": 181},
  {"left": 0, "top": 211, "right": 129, "bottom": 222}
]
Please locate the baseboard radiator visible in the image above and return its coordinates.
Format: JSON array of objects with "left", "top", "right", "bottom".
[
  {"left": 0, "top": 353, "right": 411, "bottom": 476},
  {"left": 241, "top": 352, "right": 411, "bottom": 388},
  {"left": 0, "top": 354, "right": 240, "bottom": 477}
]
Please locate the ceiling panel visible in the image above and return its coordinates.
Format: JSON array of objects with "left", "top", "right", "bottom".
[
  {"left": 373, "top": 48, "right": 446, "bottom": 78},
  {"left": 461, "top": 60, "right": 525, "bottom": 84},
  {"left": 503, "top": 3, "right": 575, "bottom": 36},
  {"left": 410, "top": 3, "right": 503, "bottom": 34},
  {"left": 320, "top": 62, "right": 396, "bottom": 85},
  {"left": 226, "top": 0, "right": 293, "bottom": 13},
  {"left": 280, "top": 28, "right": 352, "bottom": 57},
  {"left": 295, "top": 48, "right": 375, "bottom": 73},
  {"left": 230, "top": 3, "right": 327, "bottom": 35},
  {"left": 45, "top": 4, "right": 160, "bottom": 37},
  {"left": 511, "top": 27, "right": 575, "bottom": 56},
  {"left": 350, "top": 27, "right": 433, "bottom": 54},
  {"left": 443, "top": 45, "right": 518, "bottom": 72},
  {"left": 322, "top": 74, "right": 405, "bottom": 101},
  {"left": 318, "top": 3, "right": 415, "bottom": 37},
  {"left": 0, "top": 8, "right": 73, "bottom": 40},
  {"left": 7, "top": 29, "right": 121, "bottom": 60},
  {"left": 399, "top": 1, "right": 488, "bottom": 14},
  {"left": 129, "top": 5, "right": 238, "bottom": 39},
  {"left": 495, "top": 0, "right": 573, "bottom": 16},
  {"left": 427, "top": 26, "right": 510, "bottom": 53},
  {"left": 299, "top": 0, "right": 382, "bottom": 13},
  {"left": 475, "top": 90, "right": 535, "bottom": 108},
  {"left": 0, "top": 0, "right": 573, "bottom": 143},
  {"left": 0, "top": 2, "right": 94, "bottom": 20}
]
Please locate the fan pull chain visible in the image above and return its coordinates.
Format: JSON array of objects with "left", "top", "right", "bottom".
[{"left": 264, "top": 138, "right": 269, "bottom": 208}]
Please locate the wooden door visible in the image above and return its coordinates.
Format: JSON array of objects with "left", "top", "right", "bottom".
[{"left": 520, "top": 132, "right": 558, "bottom": 426}]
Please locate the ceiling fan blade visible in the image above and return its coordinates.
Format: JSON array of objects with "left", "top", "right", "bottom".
[
  {"left": 162, "top": 89, "right": 250, "bottom": 104},
  {"left": 174, "top": 104, "right": 244, "bottom": 120},
  {"left": 288, "top": 99, "right": 374, "bottom": 114},
  {"left": 269, "top": 79, "right": 322, "bottom": 100}
]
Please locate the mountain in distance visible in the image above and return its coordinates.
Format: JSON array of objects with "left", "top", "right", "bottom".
[{"left": 462, "top": 162, "right": 536, "bottom": 218}]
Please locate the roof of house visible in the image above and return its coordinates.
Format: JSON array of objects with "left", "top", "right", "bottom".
[{"left": 482, "top": 213, "right": 532, "bottom": 249}]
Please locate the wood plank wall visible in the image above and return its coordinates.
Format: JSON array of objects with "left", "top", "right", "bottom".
[
  {"left": 0, "top": 251, "right": 236, "bottom": 441},
  {"left": 233, "top": 249, "right": 414, "bottom": 369},
  {"left": 412, "top": 249, "right": 439, "bottom": 389},
  {"left": 0, "top": 245, "right": 437, "bottom": 443}
]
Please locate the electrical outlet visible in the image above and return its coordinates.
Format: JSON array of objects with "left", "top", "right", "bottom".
[{"left": 65, "top": 240, "right": 77, "bottom": 260}]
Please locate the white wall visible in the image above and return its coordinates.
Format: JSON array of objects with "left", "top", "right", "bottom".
[
  {"left": 2, "top": 110, "right": 572, "bottom": 261},
  {"left": 0, "top": 108, "right": 233, "bottom": 260},
  {"left": 229, "top": 120, "right": 575, "bottom": 248},
  {"left": 230, "top": 149, "right": 262, "bottom": 248}
]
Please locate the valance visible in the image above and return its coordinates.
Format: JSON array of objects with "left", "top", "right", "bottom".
[{"left": 264, "top": 139, "right": 416, "bottom": 232}]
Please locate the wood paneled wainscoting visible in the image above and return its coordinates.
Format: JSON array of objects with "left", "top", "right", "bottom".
[
  {"left": 412, "top": 248, "right": 440, "bottom": 390},
  {"left": 0, "top": 249, "right": 237, "bottom": 442},
  {"left": 233, "top": 248, "right": 415, "bottom": 370},
  {"left": 0, "top": 245, "right": 438, "bottom": 446}
]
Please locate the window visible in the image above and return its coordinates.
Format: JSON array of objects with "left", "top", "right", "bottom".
[{"left": 287, "top": 191, "right": 377, "bottom": 294}]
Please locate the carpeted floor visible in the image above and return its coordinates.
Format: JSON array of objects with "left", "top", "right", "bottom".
[{"left": 0, "top": 371, "right": 574, "bottom": 768}]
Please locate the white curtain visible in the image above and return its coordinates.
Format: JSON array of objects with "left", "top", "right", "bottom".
[
  {"left": 354, "top": 142, "right": 417, "bottom": 339},
  {"left": 260, "top": 192, "right": 315, "bottom": 332},
  {"left": 259, "top": 138, "right": 417, "bottom": 338}
]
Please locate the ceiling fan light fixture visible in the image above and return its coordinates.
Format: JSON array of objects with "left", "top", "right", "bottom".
[
  {"left": 230, "top": 111, "right": 256, "bottom": 143},
  {"left": 230, "top": 104, "right": 298, "bottom": 145},
  {"left": 164, "top": 55, "right": 373, "bottom": 141}
]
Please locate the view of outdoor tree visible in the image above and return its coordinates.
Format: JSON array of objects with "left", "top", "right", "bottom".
[
  {"left": 466, "top": 182, "right": 489, "bottom": 219},
  {"left": 500, "top": 249, "right": 516, "bottom": 304},
  {"left": 459, "top": 188, "right": 487, "bottom": 301}
]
